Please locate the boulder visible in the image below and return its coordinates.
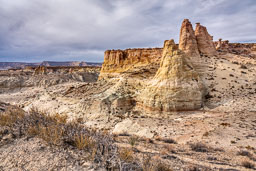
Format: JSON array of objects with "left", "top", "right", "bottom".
[{"left": 112, "top": 119, "right": 154, "bottom": 138}]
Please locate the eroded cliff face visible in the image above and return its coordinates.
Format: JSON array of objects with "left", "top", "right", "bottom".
[
  {"left": 179, "top": 19, "right": 200, "bottom": 57},
  {"left": 0, "top": 66, "right": 100, "bottom": 93},
  {"left": 139, "top": 40, "right": 205, "bottom": 112},
  {"left": 195, "top": 23, "right": 217, "bottom": 56},
  {"left": 99, "top": 48, "right": 162, "bottom": 79},
  {"left": 178, "top": 19, "right": 205, "bottom": 73},
  {"left": 214, "top": 40, "right": 256, "bottom": 56}
]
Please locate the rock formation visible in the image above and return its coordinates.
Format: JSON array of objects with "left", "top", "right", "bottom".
[
  {"left": 140, "top": 39, "right": 205, "bottom": 112},
  {"left": 33, "top": 66, "right": 47, "bottom": 75},
  {"left": 99, "top": 48, "right": 162, "bottom": 79},
  {"left": 178, "top": 19, "right": 204, "bottom": 73},
  {"left": 179, "top": 19, "right": 200, "bottom": 57},
  {"left": 195, "top": 23, "right": 217, "bottom": 56},
  {"left": 251, "top": 44, "right": 256, "bottom": 51},
  {"left": 216, "top": 39, "right": 229, "bottom": 52}
]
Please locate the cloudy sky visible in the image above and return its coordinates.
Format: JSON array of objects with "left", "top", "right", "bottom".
[{"left": 0, "top": 0, "right": 255, "bottom": 62}]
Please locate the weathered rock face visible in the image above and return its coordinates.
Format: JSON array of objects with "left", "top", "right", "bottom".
[
  {"left": 99, "top": 48, "right": 162, "bottom": 79},
  {"left": 251, "top": 44, "right": 256, "bottom": 51},
  {"left": 215, "top": 39, "right": 229, "bottom": 52},
  {"left": 0, "top": 67, "right": 100, "bottom": 93},
  {"left": 179, "top": 19, "right": 200, "bottom": 57},
  {"left": 214, "top": 40, "right": 256, "bottom": 56},
  {"left": 195, "top": 23, "right": 217, "bottom": 56},
  {"left": 178, "top": 19, "right": 205, "bottom": 73},
  {"left": 140, "top": 39, "right": 205, "bottom": 112},
  {"left": 33, "top": 66, "right": 47, "bottom": 75}
]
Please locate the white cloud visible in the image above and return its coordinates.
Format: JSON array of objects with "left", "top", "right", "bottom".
[{"left": 0, "top": 0, "right": 255, "bottom": 62}]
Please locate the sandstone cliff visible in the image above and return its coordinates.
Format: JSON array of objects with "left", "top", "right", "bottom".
[
  {"left": 140, "top": 39, "right": 205, "bottom": 112},
  {"left": 99, "top": 48, "right": 162, "bottom": 79},
  {"left": 195, "top": 23, "right": 217, "bottom": 56}
]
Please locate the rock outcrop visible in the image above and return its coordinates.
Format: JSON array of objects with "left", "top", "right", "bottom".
[
  {"left": 215, "top": 39, "right": 229, "bottom": 52},
  {"left": 0, "top": 66, "right": 100, "bottom": 93},
  {"left": 195, "top": 23, "right": 217, "bottom": 56},
  {"left": 178, "top": 19, "right": 204, "bottom": 73},
  {"left": 179, "top": 19, "right": 200, "bottom": 57},
  {"left": 99, "top": 48, "right": 162, "bottom": 79},
  {"left": 140, "top": 39, "right": 205, "bottom": 112},
  {"left": 33, "top": 66, "right": 47, "bottom": 75}
]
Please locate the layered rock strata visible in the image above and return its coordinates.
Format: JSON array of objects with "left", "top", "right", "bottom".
[
  {"left": 195, "top": 23, "right": 217, "bottom": 56},
  {"left": 179, "top": 19, "right": 200, "bottom": 57},
  {"left": 178, "top": 19, "right": 204, "bottom": 73},
  {"left": 99, "top": 48, "right": 162, "bottom": 79},
  {"left": 215, "top": 39, "right": 229, "bottom": 52},
  {"left": 140, "top": 39, "right": 205, "bottom": 112}
]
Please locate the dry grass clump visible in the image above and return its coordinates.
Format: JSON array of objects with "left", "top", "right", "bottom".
[
  {"left": 128, "top": 136, "right": 138, "bottom": 147},
  {"left": 237, "top": 150, "right": 252, "bottom": 157},
  {"left": 0, "top": 107, "right": 144, "bottom": 170},
  {"left": 38, "top": 125, "right": 64, "bottom": 145},
  {"left": 74, "top": 133, "right": 95, "bottom": 150},
  {"left": 155, "top": 137, "right": 177, "bottom": 144},
  {"left": 119, "top": 148, "right": 134, "bottom": 163},
  {"left": 190, "top": 142, "right": 209, "bottom": 152},
  {"left": 0, "top": 108, "right": 24, "bottom": 126},
  {"left": 142, "top": 154, "right": 172, "bottom": 171}
]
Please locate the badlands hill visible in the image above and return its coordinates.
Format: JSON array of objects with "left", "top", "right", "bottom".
[
  {"left": 0, "top": 19, "right": 256, "bottom": 170},
  {"left": 0, "top": 61, "right": 102, "bottom": 70}
]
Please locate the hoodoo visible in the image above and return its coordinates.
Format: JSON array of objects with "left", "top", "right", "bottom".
[
  {"left": 195, "top": 23, "right": 217, "bottom": 56},
  {"left": 179, "top": 19, "right": 200, "bottom": 57},
  {"left": 178, "top": 19, "right": 204, "bottom": 73},
  {"left": 140, "top": 39, "right": 205, "bottom": 112}
]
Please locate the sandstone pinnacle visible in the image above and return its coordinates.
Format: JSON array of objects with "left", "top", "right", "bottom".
[
  {"left": 179, "top": 19, "right": 200, "bottom": 57},
  {"left": 195, "top": 23, "right": 217, "bottom": 56},
  {"left": 140, "top": 39, "right": 205, "bottom": 112}
]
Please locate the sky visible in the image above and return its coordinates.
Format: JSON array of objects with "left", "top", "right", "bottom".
[{"left": 0, "top": 0, "right": 255, "bottom": 62}]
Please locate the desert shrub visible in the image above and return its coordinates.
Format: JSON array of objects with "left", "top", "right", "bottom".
[
  {"left": 190, "top": 143, "right": 209, "bottom": 152},
  {"left": 240, "top": 64, "right": 247, "bottom": 69},
  {"left": 203, "top": 131, "right": 209, "bottom": 137},
  {"left": 128, "top": 136, "right": 138, "bottom": 147},
  {"left": 237, "top": 150, "right": 252, "bottom": 157},
  {"left": 164, "top": 144, "right": 176, "bottom": 154},
  {"left": 0, "top": 108, "right": 24, "bottom": 126},
  {"left": 0, "top": 107, "right": 176, "bottom": 170},
  {"left": 162, "top": 138, "right": 177, "bottom": 144},
  {"left": 74, "top": 133, "right": 95, "bottom": 150},
  {"left": 142, "top": 154, "right": 172, "bottom": 171},
  {"left": 27, "top": 125, "right": 40, "bottom": 136},
  {"left": 155, "top": 162, "right": 172, "bottom": 171},
  {"left": 38, "top": 124, "right": 64, "bottom": 145},
  {"left": 119, "top": 148, "right": 134, "bottom": 163},
  {"left": 241, "top": 160, "right": 255, "bottom": 169},
  {"left": 156, "top": 137, "right": 177, "bottom": 144}
]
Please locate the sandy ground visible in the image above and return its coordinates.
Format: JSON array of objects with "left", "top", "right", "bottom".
[{"left": 1, "top": 53, "right": 256, "bottom": 170}]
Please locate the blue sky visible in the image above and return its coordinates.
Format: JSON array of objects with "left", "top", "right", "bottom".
[{"left": 0, "top": 0, "right": 255, "bottom": 62}]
